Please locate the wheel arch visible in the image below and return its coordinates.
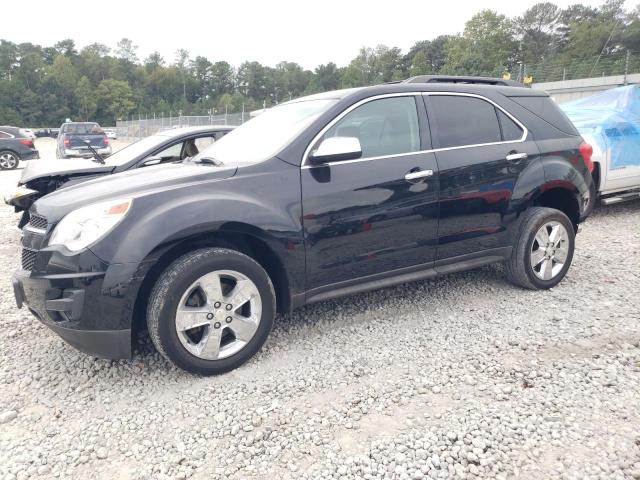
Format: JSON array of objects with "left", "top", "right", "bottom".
[
  {"left": 130, "top": 224, "right": 293, "bottom": 334},
  {"left": 0, "top": 148, "right": 21, "bottom": 158},
  {"left": 531, "top": 184, "right": 581, "bottom": 230}
]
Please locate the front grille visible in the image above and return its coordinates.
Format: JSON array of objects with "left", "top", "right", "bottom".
[
  {"left": 21, "top": 249, "right": 37, "bottom": 270},
  {"left": 28, "top": 214, "right": 48, "bottom": 230}
]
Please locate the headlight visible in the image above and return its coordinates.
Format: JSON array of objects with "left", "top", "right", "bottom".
[
  {"left": 49, "top": 198, "right": 132, "bottom": 252},
  {"left": 4, "top": 186, "right": 38, "bottom": 206}
]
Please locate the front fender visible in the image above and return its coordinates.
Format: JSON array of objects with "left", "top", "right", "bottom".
[
  {"left": 92, "top": 194, "right": 301, "bottom": 264},
  {"left": 89, "top": 162, "right": 305, "bottom": 297}
]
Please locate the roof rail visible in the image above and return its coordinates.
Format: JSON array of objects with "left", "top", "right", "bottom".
[{"left": 402, "top": 75, "right": 522, "bottom": 87}]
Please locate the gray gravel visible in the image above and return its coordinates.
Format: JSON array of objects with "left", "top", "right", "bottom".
[{"left": 1, "top": 151, "right": 640, "bottom": 480}]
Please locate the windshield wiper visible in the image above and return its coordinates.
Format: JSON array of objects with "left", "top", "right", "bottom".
[
  {"left": 194, "top": 157, "right": 224, "bottom": 167},
  {"left": 82, "top": 140, "right": 105, "bottom": 164}
]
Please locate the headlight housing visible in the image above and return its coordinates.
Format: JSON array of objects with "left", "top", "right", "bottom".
[
  {"left": 49, "top": 198, "right": 132, "bottom": 252},
  {"left": 4, "top": 186, "right": 38, "bottom": 207}
]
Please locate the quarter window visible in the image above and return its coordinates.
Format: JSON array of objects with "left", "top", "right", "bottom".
[
  {"left": 497, "top": 109, "right": 524, "bottom": 141},
  {"left": 320, "top": 97, "right": 420, "bottom": 159},
  {"left": 429, "top": 96, "right": 521, "bottom": 148},
  {"left": 0, "top": 131, "right": 9, "bottom": 139}
]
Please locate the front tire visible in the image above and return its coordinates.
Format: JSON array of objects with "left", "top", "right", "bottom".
[
  {"left": 147, "top": 248, "right": 275, "bottom": 375},
  {"left": 505, "top": 207, "right": 575, "bottom": 290},
  {"left": 0, "top": 151, "right": 19, "bottom": 170}
]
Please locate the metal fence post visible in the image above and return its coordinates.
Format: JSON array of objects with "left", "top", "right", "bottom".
[{"left": 624, "top": 50, "right": 630, "bottom": 85}]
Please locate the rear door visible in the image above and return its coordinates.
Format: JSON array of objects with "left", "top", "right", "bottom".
[
  {"left": 301, "top": 94, "right": 440, "bottom": 292},
  {"left": 424, "top": 93, "right": 539, "bottom": 261}
]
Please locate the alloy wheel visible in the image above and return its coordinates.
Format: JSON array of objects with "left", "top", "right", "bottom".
[
  {"left": 0, "top": 152, "right": 18, "bottom": 169},
  {"left": 175, "top": 269, "right": 262, "bottom": 360},
  {"left": 530, "top": 221, "right": 570, "bottom": 280}
]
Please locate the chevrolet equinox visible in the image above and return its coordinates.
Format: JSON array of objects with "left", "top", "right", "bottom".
[{"left": 13, "top": 77, "right": 594, "bottom": 375}]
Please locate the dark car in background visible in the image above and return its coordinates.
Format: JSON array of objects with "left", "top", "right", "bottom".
[
  {"left": 11, "top": 77, "right": 594, "bottom": 375},
  {"left": 5, "top": 125, "right": 233, "bottom": 227},
  {"left": 0, "top": 126, "right": 40, "bottom": 170},
  {"left": 35, "top": 128, "right": 60, "bottom": 138},
  {"left": 56, "top": 122, "right": 112, "bottom": 159}
]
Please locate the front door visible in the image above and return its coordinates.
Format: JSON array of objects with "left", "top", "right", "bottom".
[{"left": 301, "top": 95, "right": 439, "bottom": 292}]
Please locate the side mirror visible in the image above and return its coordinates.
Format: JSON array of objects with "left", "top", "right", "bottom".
[
  {"left": 309, "top": 137, "right": 362, "bottom": 164},
  {"left": 141, "top": 156, "right": 162, "bottom": 167}
]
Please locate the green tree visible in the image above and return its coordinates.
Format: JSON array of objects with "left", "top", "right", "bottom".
[
  {"left": 0, "top": 40, "right": 18, "bottom": 80},
  {"left": 443, "top": 10, "right": 517, "bottom": 76},
  {"left": 518, "top": 3, "right": 562, "bottom": 65},
  {"left": 96, "top": 79, "right": 135, "bottom": 122},
  {"left": 75, "top": 76, "right": 96, "bottom": 121},
  {"left": 410, "top": 51, "right": 431, "bottom": 76},
  {"left": 115, "top": 38, "right": 138, "bottom": 62},
  {"left": 50, "top": 54, "right": 77, "bottom": 94}
]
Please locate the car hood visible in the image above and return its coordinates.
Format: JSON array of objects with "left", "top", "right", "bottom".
[
  {"left": 20, "top": 159, "right": 114, "bottom": 184},
  {"left": 33, "top": 162, "right": 238, "bottom": 221}
]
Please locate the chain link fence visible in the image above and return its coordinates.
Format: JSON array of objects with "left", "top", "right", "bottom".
[
  {"left": 116, "top": 112, "right": 251, "bottom": 140},
  {"left": 506, "top": 51, "right": 640, "bottom": 85}
]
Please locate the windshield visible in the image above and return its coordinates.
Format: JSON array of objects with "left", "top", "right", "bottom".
[
  {"left": 192, "top": 99, "right": 336, "bottom": 165},
  {"left": 105, "top": 134, "right": 170, "bottom": 166}
]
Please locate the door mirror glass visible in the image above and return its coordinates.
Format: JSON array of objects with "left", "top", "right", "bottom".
[{"left": 310, "top": 137, "right": 362, "bottom": 164}]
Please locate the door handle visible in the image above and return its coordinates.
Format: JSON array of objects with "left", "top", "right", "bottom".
[
  {"left": 506, "top": 152, "right": 528, "bottom": 161},
  {"left": 404, "top": 169, "right": 433, "bottom": 181}
]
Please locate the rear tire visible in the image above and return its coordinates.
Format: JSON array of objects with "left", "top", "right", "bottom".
[
  {"left": 0, "top": 151, "right": 19, "bottom": 170},
  {"left": 505, "top": 207, "right": 575, "bottom": 290},
  {"left": 147, "top": 248, "right": 275, "bottom": 375}
]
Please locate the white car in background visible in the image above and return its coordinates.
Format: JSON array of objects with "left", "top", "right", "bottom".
[
  {"left": 582, "top": 132, "right": 640, "bottom": 205},
  {"left": 21, "top": 128, "right": 36, "bottom": 139},
  {"left": 104, "top": 129, "right": 117, "bottom": 140}
]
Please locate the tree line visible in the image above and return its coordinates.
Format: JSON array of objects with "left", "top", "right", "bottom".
[{"left": 1, "top": 0, "right": 639, "bottom": 127}]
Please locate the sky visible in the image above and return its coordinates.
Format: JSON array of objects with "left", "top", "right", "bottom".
[{"left": 2, "top": 0, "right": 631, "bottom": 69}]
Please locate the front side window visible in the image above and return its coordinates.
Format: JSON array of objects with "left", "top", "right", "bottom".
[
  {"left": 320, "top": 96, "right": 420, "bottom": 159},
  {"left": 430, "top": 96, "right": 503, "bottom": 148},
  {"left": 153, "top": 141, "right": 184, "bottom": 161}
]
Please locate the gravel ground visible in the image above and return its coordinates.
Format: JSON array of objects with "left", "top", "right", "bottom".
[{"left": 1, "top": 143, "right": 639, "bottom": 480}]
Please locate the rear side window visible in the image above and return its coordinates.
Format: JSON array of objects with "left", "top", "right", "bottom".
[
  {"left": 0, "top": 131, "right": 10, "bottom": 139},
  {"left": 510, "top": 96, "right": 578, "bottom": 135},
  {"left": 430, "top": 96, "right": 502, "bottom": 148}
]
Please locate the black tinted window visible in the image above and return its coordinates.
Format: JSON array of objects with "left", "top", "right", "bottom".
[
  {"left": 322, "top": 97, "right": 420, "bottom": 159},
  {"left": 497, "top": 110, "right": 523, "bottom": 141},
  {"left": 0, "top": 131, "right": 9, "bottom": 139},
  {"left": 430, "top": 96, "right": 501, "bottom": 148}
]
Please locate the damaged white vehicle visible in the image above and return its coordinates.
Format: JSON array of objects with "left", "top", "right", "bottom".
[{"left": 561, "top": 85, "right": 640, "bottom": 205}]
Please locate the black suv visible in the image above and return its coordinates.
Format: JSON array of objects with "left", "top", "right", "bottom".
[
  {"left": 0, "top": 126, "right": 40, "bottom": 170},
  {"left": 12, "top": 78, "right": 594, "bottom": 375}
]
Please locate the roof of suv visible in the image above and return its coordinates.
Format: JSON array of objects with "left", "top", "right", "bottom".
[
  {"left": 292, "top": 81, "right": 547, "bottom": 104},
  {"left": 402, "top": 75, "right": 523, "bottom": 87}
]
